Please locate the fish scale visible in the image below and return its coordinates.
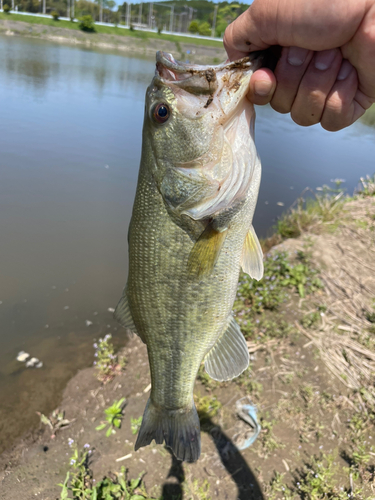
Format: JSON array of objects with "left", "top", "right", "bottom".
[{"left": 115, "top": 52, "right": 264, "bottom": 462}]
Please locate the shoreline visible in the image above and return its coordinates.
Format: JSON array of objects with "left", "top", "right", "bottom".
[{"left": 0, "top": 16, "right": 226, "bottom": 64}]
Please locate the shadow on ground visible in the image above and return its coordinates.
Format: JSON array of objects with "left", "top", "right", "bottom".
[{"left": 161, "top": 417, "right": 264, "bottom": 500}]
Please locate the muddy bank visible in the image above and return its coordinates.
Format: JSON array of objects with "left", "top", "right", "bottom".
[
  {"left": 0, "top": 18, "right": 226, "bottom": 64},
  {"left": 1, "top": 192, "right": 374, "bottom": 499}
]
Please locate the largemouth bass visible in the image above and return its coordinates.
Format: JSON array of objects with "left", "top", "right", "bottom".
[{"left": 115, "top": 52, "right": 264, "bottom": 463}]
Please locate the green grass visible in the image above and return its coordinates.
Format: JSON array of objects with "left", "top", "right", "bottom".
[{"left": 0, "top": 12, "right": 223, "bottom": 47}]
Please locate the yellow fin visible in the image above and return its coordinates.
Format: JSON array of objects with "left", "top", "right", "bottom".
[
  {"left": 241, "top": 225, "right": 264, "bottom": 280},
  {"left": 187, "top": 225, "right": 228, "bottom": 279}
]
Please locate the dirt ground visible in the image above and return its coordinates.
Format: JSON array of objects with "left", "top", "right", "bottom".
[
  {"left": 0, "top": 19, "right": 226, "bottom": 64},
  {"left": 1, "top": 194, "right": 374, "bottom": 499}
]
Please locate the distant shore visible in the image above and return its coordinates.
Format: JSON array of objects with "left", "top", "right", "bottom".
[{"left": 0, "top": 14, "right": 226, "bottom": 64}]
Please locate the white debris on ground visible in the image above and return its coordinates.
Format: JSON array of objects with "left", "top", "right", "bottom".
[
  {"left": 85, "top": 320, "right": 93, "bottom": 327},
  {"left": 17, "top": 351, "right": 29, "bottom": 362},
  {"left": 17, "top": 352, "right": 43, "bottom": 368},
  {"left": 107, "top": 307, "right": 115, "bottom": 313}
]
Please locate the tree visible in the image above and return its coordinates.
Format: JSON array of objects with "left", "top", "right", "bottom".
[
  {"left": 188, "top": 20, "right": 200, "bottom": 34},
  {"left": 198, "top": 21, "right": 211, "bottom": 36}
]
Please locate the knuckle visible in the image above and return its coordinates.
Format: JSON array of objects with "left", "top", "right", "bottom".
[
  {"left": 271, "top": 99, "right": 291, "bottom": 114},
  {"left": 291, "top": 108, "right": 318, "bottom": 127}
]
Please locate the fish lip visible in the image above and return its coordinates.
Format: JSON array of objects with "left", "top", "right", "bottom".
[{"left": 155, "top": 51, "right": 259, "bottom": 83}]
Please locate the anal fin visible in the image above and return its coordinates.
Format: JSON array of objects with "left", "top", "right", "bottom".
[
  {"left": 204, "top": 315, "right": 249, "bottom": 381},
  {"left": 114, "top": 289, "right": 145, "bottom": 343},
  {"left": 187, "top": 224, "right": 227, "bottom": 279},
  {"left": 241, "top": 225, "right": 264, "bottom": 280}
]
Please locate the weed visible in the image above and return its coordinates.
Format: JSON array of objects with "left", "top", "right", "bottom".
[
  {"left": 236, "top": 251, "right": 321, "bottom": 326},
  {"left": 276, "top": 182, "right": 346, "bottom": 238},
  {"left": 130, "top": 416, "right": 143, "bottom": 435},
  {"left": 194, "top": 394, "right": 221, "bottom": 425},
  {"left": 93, "top": 334, "right": 126, "bottom": 383},
  {"left": 258, "top": 416, "right": 284, "bottom": 457},
  {"left": 267, "top": 472, "right": 294, "bottom": 500},
  {"left": 37, "top": 408, "right": 73, "bottom": 436},
  {"left": 183, "top": 478, "right": 211, "bottom": 500},
  {"left": 59, "top": 445, "right": 154, "bottom": 499},
  {"left": 359, "top": 174, "right": 375, "bottom": 197},
  {"left": 235, "top": 367, "right": 263, "bottom": 399},
  {"left": 96, "top": 398, "right": 126, "bottom": 437},
  {"left": 293, "top": 453, "right": 348, "bottom": 499},
  {"left": 59, "top": 445, "right": 92, "bottom": 499},
  {"left": 301, "top": 310, "right": 321, "bottom": 329}
]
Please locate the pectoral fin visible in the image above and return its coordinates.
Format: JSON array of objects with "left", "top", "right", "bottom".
[
  {"left": 114, "top": 289, "right": 145, "bottom": 344},
  {"left": 187, "top": 224, "right": 227, "bottom": 279},
  {"left": 204, "top": 315, "right": 249, "bottom": 381},
  {"left": 240, "top": 225, "right": 264, "bottom": 281}
]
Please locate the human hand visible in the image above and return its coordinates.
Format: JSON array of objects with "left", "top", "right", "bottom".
[{"left": 224, "top": 0, "right": 375, "bottom": 131}]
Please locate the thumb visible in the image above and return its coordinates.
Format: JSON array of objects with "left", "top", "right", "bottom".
[
  {"left": 223, "top": 8, "right": 272, "bottom": 61},
  {"left": 247, "top": 68, "right": 277, "bottom": 105}
]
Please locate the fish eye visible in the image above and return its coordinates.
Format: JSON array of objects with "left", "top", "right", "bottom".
[{"left": 152, "top": 103, "right": 170, "bottom": 124}]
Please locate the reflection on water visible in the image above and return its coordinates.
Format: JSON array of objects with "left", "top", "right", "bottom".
[{"left": 0, "top": 34, "right": 374, "bottom": 453}]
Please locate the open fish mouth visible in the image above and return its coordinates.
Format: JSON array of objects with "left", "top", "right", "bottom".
[{"left": 155, "top": 51, "right": 260, "bottom": 95}]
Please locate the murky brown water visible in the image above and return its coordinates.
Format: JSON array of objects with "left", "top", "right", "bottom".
[{"left": 0, "top": 35, "right": 374, "bottom": 453}]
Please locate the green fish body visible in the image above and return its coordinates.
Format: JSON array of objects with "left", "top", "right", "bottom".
[{"left": 115, "top": 52, "right": 264, "bottom": 462}]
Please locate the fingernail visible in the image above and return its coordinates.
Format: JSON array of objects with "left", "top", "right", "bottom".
[
  {"left": 337, "top": 59, "right": 353, "bottom": 80},
  {"left": 287, "top": 46, "right": 309, "bottom": 66},
  {"left": 315, "top": 49, "right": 336, "bottom": 71},
  {"left": 254, "top": 80, "right": 273, "bottom": 97}
]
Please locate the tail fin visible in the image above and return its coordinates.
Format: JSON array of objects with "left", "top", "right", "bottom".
[{"left": 135, "top": 398, "right": 201, "bottom": 463}]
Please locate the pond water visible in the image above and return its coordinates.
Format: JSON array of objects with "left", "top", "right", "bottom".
[{"left": 0, "top": 35, "right": 374, "bottom": 453}]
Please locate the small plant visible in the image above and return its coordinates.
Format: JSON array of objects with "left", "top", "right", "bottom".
[
  {"left": 96, "top": 398, "right": 126, "bottom": 437},
  {"left": 37, "top": 408, "right": 74, "bottom": 436},
  {"left": 157, "top": 26, "right": 162, "bottom": 34},
  {"left": 194, "top": 394, "right": 221, "bottom": 425},
  {"left": 93, "top": 334, "right": 126, "bottom": 383},
  {"left": 130, "top": 416, "right": 143, "bottom": 435},
  {"left": 59, "top": 445, "right": 153, "bottom": 499},
  {"left": 359, "top": 174, "right": 375, "bottom": 197},
  {"left": 78, "top": 15, "right": 95, "bottom": 32},
  {"left": 258, "top": 417, "right": 284, "bottom": 457},
  {"left": 235, "top": 250, "right": 322, "bottom": 323},
  {"left": 59, "top": 445, "right": 92, "bottom": 499},
  {"left": 301, "top": 310, "right": 321, "bottom": 329},
  {"left": 3, "top": 4, "right": 11, "bottom": 13},
  {"left": 295, "top": 453, "right": 349, "bottom": 499},
  {"left": 51, "top": 10, "right": 59, "bottom": 20},
  {"left": 276, "top": 182, "right": 346, "bottom": 238}
]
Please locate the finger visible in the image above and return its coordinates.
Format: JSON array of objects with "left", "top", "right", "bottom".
[
  {"left": 291, "top": 49, "right": 343, "bottom": 126},
  {"left": 320, "top": 60, "right": 363, "bottom": 131},
  {"left": 247, "top": 68, "right": 277, "bottom": 105},
  {"left": 271, "top": 47, "right": 314, "bottom": 113}
]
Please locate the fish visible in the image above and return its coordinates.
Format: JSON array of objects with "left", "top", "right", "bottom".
[{"left": 115, "top": 51, "right": 264, "bottom": 463}]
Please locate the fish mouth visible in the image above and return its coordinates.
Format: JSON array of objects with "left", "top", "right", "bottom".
[
  {"left": 155, "top": 51, "right": 258, "bottom": 93},
  {"left": 156, "top": 51, "right": 260, "bottom": 83}
]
